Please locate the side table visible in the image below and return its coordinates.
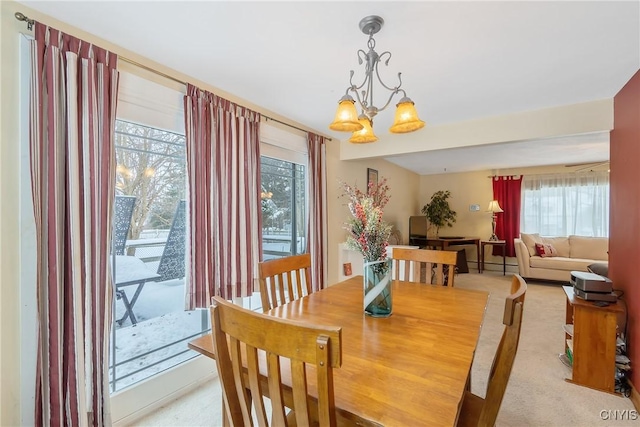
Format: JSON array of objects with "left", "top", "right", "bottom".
[
  {"left": 480, "top": 240, "right": 506, "bottom": 275},
  {"left": 562, "top": 286, "right": 623, "bottom": 394}
]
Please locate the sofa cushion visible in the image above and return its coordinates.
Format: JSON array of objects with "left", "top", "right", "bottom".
[
  {"left": 535, "top": 243, "right": 558, "bottom": 257},
  {"left": 520, "top": 233, "right": 543, "bottom": 257},
  {"left": 530, "top": 256, "right": 595, "bottom": 272},
  {"left": 542, "top": 236, "right": 571, "bottom": 257},
  {"left": 569, "top": 236, "right": 608, "bottom": 260}
]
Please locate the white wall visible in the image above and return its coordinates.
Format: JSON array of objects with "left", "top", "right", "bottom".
[
  {"left": 18, "top": 34, "right": 37, "bottom": 427},
  {"left": 1, "top": 2, "right": 26, "bottom": 424}
]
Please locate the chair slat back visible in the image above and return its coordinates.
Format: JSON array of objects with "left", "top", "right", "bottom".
[
  {"left": 391, "top": 248, "right": 458, "bottom": 286},
  {"left": 112, "top": 195, "right": 136, "bottom": 255},
  {"left": 259, "top": 254, "right": 313, "bottom": 311},
  {"left": 478, "top": 274, "right": 527, "bottom": 426},
  {"left": 210, "top": 296, "right": 342, "bottom": 427},
  {"left": 156, "top": 200, "right": 186, "bottom": 282}
]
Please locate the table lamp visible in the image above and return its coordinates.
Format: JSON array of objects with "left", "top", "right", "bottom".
[{"left": 487, "top": 200, "right": 503, "bottom": 241}]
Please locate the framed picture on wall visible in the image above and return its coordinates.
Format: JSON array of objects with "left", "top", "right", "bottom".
[{"left": 367, "top": 168, "right": 378, "bottom": 187}]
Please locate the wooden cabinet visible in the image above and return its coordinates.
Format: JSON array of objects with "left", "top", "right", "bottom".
[{"left": 563, "top": 286, "right": 623, "bottom": 394}]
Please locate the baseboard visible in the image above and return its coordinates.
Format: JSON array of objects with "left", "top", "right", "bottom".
[
  {"left": 113, "top": 371, "right": 216, "bottom": 427},
  {"left": 468, "top": 262, "right": 519, "bottom": 275},
  {"left": 629, "top": 380, "right": 640, "bottom": 411}
]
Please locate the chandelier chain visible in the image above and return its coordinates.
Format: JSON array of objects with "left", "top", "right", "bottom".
[{"left": 367, "top": 35, "right": 376, "bottom": 50}]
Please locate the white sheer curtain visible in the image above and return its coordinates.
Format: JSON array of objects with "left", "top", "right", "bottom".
[{"left": 520, "top": 171, "right": 609, "bottom": 237}]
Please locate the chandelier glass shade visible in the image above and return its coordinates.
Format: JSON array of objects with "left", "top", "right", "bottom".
[
  {"left": 349, "top": 114, "right": 378, "bottom": 143},
  {"left": 329, "top": 95, "right": 361, "bottom": 132},
  {"left": 389, "top": 97, "right": 425, "bottom": 134},
  {"left": 329, "top": 15, "right": 425, "bottom": 142}
]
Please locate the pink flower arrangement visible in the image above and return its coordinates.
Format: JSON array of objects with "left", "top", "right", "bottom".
[{"left": 341, "top": 177, "right": 392, "bottom": 263}]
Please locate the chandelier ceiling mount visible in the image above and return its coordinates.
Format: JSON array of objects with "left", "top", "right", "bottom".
[
  {"left": 329, "top": 15, "right": 425, "bottom": 143},
  {"left": 358, "top": 15, "right": 384, "bottom": 38}
]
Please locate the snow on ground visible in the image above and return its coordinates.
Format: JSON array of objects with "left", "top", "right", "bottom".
[
  {"left": 110, "top": 234, "right": 271, "bottom": 392},
  {"left": 110, "top": 275, "right": 263, "bottom": 392},
  {"left": 110, "top": 277, "right": 208, "bottom": 391}
]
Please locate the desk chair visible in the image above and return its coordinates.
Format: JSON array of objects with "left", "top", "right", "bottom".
[
  {"left": 457, "top": 274, "right": 527, "bottom": 427},
  {"left": 210, "top": 296, "right": 342, "bottom": 426},
  {"left": 258, "top": 253, "right": 313, "bottom": 312},
  {"left": 392, "top": 248, "right": 458, "bottom": 286}
]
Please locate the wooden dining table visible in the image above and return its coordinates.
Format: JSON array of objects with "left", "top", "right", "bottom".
[{"left": 189, "top": 275, "right": 489, "bottom": 426}]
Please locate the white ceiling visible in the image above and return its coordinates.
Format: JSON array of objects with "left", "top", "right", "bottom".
[
  {"left": 18, "top": 1, "right": 640, "bottom": 175},
  {"left": 385, "top": 131, "right": 612, "bottom": 175}
]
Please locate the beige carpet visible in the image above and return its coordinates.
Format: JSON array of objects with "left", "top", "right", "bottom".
[{"left": 132, "top": 272, "right": 637, "bottom": 426}]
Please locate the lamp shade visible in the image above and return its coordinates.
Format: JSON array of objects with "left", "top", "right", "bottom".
[
  {"left": 389, "top": 97, "right": 425, "bottom": 134},
  {"left": 349, "top": 115, "right": 378, "bottom": 143},
  {"left": 329, "top": 95, "right": 363, "bottom": 132},
  {"left": 486, "top": 200, "right": 504, "bottom": 213}
]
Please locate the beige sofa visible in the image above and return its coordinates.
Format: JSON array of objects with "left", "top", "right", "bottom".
[{"left": 514, "top": 233, "right": 608, "bottom": 281}]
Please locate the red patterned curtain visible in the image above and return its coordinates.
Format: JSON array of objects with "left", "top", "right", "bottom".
[
  {"left": 306, "top": 133, "right": 328, "bottom": 290},
  {"left": 184, "top": 84, "right": 262, "bottom": 304},
  {"left": 492, "top": 176, "right": 523, "bottom": 257},
  {"left": 30, "top": 22, "right": 119, "bottom": 426}
]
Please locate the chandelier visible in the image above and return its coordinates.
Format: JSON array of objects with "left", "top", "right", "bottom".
[{"left": 329, "top": 15, "right": 425, "bottom": 144}]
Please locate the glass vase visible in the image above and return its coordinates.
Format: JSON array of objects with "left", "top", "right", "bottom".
[{"left": 363, "top": 258, "right": 393, "bottom": 317}]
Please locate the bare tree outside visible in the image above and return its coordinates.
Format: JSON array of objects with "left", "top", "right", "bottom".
[{"left": 115, "top": 120, "right": 186, "bottom": 242}]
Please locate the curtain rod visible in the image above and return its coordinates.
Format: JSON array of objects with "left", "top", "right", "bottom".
[
  {"left": 14, "top": 12, "right": 34, "bottom": 30},
  {"left": 14, "top": 11, "right": 332, "bottom": 142}
]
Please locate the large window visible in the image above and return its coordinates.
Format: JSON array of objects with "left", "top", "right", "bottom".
[
  {"left": 260, "top": 156, "right": 306, "bottom": 260},
  {"left": 110, "top": 119, "right": 209, "bottom": 392},
  {"left": 520, "top": 171, "right": 609, "bottom": 237}
]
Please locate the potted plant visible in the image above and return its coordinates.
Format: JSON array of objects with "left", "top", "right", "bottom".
[{"left": 421, "top": 190, "right": 457, "bottom": 237}]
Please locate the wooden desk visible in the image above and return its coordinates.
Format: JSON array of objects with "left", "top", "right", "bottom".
[
  {"left": 409, "top": 237, "right": 481, "bottom": 273},
  {"left": 480, "top": 240, "right": 506, "bottom": 275},
  {"left": 189, "top": 276, "right": 489, "bottom": 426}
]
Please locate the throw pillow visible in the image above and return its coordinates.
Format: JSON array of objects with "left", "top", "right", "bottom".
[
  {"left": 520, "top": 233, "right": 542, "bottom": 257},
  {"left": 535, "top": 243, "right": 558, "bottom": 258},
  {"left": 541, "top": 236, "right": 570, "bottom": 257}
]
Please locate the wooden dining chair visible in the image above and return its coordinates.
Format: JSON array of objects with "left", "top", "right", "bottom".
[
  {"left": 391, "top": 248, "right": 458, "bottom": 286},
  {"left": 259, "top": 253, "right": 313, "bottom": 312},
  {"left": 457, "top": 274, "right": 528, "bottom": 427},
  {"left": 210, "top": 295, "right": 342, "bottom": 427}
]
